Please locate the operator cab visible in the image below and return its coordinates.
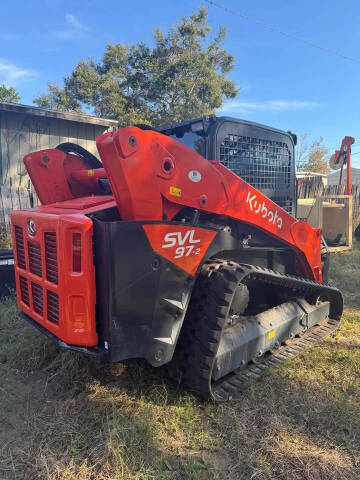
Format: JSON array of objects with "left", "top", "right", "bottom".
[{"left": 158, "top": 115, "right": 297, "bottom": 216}]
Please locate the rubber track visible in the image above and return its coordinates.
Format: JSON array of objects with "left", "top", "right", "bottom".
[{"left": 178, "top": 260, "right": 343, "bottom": 402}]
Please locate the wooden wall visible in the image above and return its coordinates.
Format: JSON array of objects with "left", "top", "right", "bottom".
[
  {"left": 0, "top": 186, "right": 39, "bottom": 247},
  {"left": 0, "top": 110, "right": 109, "bottom": 188}
]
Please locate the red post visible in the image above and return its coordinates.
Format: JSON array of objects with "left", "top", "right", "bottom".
[
  {"left": 346, "top": 141, "right": 352, "bottom": 195},
  {"left": 343, "top": 136, "right": 355, "bottom": 195},
  {"left": 332, "top": 137, "right": 355, "bottom": 195}
]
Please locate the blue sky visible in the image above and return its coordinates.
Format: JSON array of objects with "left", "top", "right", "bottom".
[{"left": 1, "top": 0, "right": 360, "bottom": 166}]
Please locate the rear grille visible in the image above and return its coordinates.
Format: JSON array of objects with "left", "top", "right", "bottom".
[
  {"left": 28, "top": 242, "right": 42, "bottom": 277},
  {"left": 12, "top": 217, "right": 74, "bottom": 338},
  {"left": 47, "top": 290, "right": 59, "bottom": 324},
  {"left": 15, "top": 226, "right": 26, "bottom": 269},
  {"left": 44, "top": 232, "right": 58, "bottom": 284},
  {"left": 19, "top": 276, "right": 29, "bottom": 305},
  {"left": 31, "top": 282, "right": 44, "bottom": 316},
  {"left": 14, "top": 225, "right": 60, "bottom": 325}
]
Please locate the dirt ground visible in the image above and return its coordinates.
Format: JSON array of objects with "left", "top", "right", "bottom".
[{"left": 0, "top": 245, "right": 359, "bottom": 480}]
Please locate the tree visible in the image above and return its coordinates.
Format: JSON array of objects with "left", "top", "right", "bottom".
[
  {"left": 34, "top": 83, "right": 82, "bottom": 113},
  {"left": 0, "top": 84, "right": 20, "bottom": 103},
  {"left": 34, "top": 7, "right": 238, "bottom": 126},
  {"left": 304, "top": 137, "right": 330, "bottom": 174},
  {"left": 295, "top": 133, "right": 309, "bottom": 171},
  {"left": 296, "top": 134, "right": 329, "bottom": 174}
]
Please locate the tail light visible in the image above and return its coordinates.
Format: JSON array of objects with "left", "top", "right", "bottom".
[{"left": 72, "top": 233, "right": 82, "bottom": 272}]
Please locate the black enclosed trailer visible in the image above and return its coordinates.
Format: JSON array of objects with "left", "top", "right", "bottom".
[{"left": 0, "top": 249, "right": 15, "bottom": 297}]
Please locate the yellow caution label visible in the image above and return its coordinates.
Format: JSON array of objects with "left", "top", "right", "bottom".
[
  {"left": 169, "top": 186, "right": 181, "bottom": 197},
  {"left": 268, "top": 330, "right": 275, "bottom": 339},
  {"left": 88, "top": 169, "right": 94, "bottom": 177}
]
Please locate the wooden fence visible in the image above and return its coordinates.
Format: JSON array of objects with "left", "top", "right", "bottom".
[
  {"left": 0, "top": 187, "right": 39, "bottom": 247},
  {"left": 297, "top": 179, "right": 360, "bottom": 230}
]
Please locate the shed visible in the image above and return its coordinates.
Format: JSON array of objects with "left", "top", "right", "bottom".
[{"left": 0, "top": 102, "right": 118, "bottom": 188}]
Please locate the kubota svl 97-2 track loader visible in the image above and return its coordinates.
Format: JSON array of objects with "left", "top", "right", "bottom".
[{"left": 11, "top": 116, "right": 343, "bottom": 401}]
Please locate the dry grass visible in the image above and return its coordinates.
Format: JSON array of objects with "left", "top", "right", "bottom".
[
  {"left": 213, "top": 308, "right": 360, "bottom": 479},
  {"left": 0, "top": 228, "right": 12, "bottom": 249},
  {"left": 329, "top": 240, "right": 360, "bottom": 308},
  {"left": 0, "top": 245, "right": 359, "bottom": 479}
]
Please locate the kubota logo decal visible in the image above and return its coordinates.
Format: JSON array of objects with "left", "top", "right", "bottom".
[
  {"left": 162, "top": 230, "right": 201, "bottom": 259},
  {"left": 246, "top": 191, "right": 283, "bottom": 230}
]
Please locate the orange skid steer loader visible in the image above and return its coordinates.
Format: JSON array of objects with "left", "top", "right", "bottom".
[{"left": 11, "top": 116, "right": 342, "bottom": 401}]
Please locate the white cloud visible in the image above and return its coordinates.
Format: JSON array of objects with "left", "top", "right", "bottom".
[
  {"left": 65, "top": 14, "right": 83, "bottom": 30},
  {"left": 220, "top": 99, "right": 318, "bottom": 114},
  {"left": 53, "top": 14, "right": 86, "bottom": 40},
  {"left": 0, "top": 59, "right": 37, "bottom": 85}
]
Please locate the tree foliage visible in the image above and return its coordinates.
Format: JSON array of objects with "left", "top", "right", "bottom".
[
  {"left": 34, "top": 83, "right": 82, "bottom": 113},
  {"left": 0, "top": 84, "right": 20, "bottom": 103},
  {"left": 34, "top": 8, "right": 238, "bottom": 126},
  {"left": 296, "top": 134, "right": 329, "bottom": 174}
]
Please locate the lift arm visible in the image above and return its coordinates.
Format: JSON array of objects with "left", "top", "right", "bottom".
[{"left": 96, "top": 127, "right": 323, "bottom": 281}]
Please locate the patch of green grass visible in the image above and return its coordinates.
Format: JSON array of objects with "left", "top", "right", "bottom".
[{"left": 0, "top": 295, "right": 55, "bottom": 369}]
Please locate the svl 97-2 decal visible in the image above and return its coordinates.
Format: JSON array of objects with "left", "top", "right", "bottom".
[
  {"left": 142, "top": 225, "right": 217, "bottom": 275},
  {"left": 162, "top": 230, "right": 201, "bottom": 259}
]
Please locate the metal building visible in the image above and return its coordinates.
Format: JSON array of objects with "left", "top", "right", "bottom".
[
  {"left": 327, "top": 167, "right": 360, "bottom": 186},
  {"left": 0, "top": 102, "right": 118, "bottom": 188}
]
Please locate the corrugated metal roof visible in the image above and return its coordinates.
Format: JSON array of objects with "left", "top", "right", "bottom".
[
  {"left": 0, "top": 102, "right": 118, "bottom": 127},
  {"left": 328, "top": 167, "right": 360, "bottom": 177}
]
